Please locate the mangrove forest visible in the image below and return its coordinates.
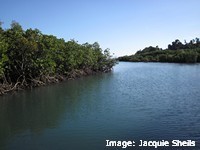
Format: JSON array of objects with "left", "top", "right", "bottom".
[
  {"left": 118, "top": 38, "right": 200, "bottom": 63},
  {"left": 0, "top": 21, "right": 116, "bottom": 95}
]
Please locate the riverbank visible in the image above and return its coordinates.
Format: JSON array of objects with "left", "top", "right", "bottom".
[{"left": 0, "top": 67, "right": 113, "bottom": 95}]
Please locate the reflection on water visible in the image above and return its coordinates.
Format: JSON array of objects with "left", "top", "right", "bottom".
[{"left": 0, "top": 62, "right": 200, "bottom": 150}]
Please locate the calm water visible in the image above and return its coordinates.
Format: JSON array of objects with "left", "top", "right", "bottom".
[{"left": 0, "top": 62, "right": 200, "bottom": 150}]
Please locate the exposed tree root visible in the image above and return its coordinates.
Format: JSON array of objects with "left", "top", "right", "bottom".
[{"left": 0, "top": 68, "right": 112, "bottom": 96}]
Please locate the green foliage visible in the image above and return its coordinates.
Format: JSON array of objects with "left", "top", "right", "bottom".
[
  {"left": 119, "top": 39, "right": 200, "bottom": 63},
  {"left": 0, "top": 21, "right": 116, "bottom": 84},
  {"left": 0, "top": 33, "right": 8, "bottom": 77}
]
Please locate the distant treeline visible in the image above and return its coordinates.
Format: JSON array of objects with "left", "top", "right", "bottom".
[
  {"left": 118, "top": 38, "right": 200, "bottom": 63},
  {"left": 0, "top": 21, "right": 116, "bottom": 94}
]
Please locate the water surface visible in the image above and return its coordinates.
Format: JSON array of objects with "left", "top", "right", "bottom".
[{"left": 0, "top": 62, "right": 200, "bottom": 149}]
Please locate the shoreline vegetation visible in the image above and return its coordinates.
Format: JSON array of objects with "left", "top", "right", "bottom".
[
  {"left": 0, "top": 21, "right": 116, "bottom": 95},
  {"left": 118, "top": 38, "right": 200, "bottom": 63}
]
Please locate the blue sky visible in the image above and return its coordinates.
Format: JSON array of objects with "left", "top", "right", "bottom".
[{"left": 1, "top": 0, "right": 200, "bottom": 56}]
